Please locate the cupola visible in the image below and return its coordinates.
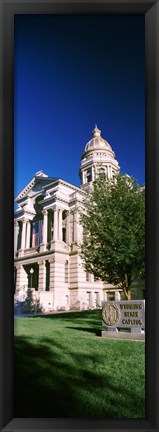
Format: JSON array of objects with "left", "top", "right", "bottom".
[{"left": 79, "top": 125, "right": 120, "bottom": 191}]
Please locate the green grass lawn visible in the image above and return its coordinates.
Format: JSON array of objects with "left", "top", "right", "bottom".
[{"left": 14, "top": 310, "right": 145, "bottom": 418}]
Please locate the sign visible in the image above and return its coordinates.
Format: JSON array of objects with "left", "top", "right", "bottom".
[{"left": 102, "top": 300, "right": 145, "bottom": 329}]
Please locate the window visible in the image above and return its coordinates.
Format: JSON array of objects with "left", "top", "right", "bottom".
[
  {"left": 62, "top": 210, "right": 67, "bottom": 220},
  {"left": 86, "top": 271, "right": 89, "bottom": 282},
  {"left": 107, "top": 292, "right": 115, "bottom": 301},
  {"left": 62, "top": 227, "right": 66, "bottom": 243},
  {"left": 98, "top": 167, "right": 105, "bottom": 179},
  {"left": 46, "top": 261, "right": 50, "bottom": 291},
  {"left": 17, "top": 221, "right": 22, "bottom": 250},
  {"left": 86, "top": 168, "right": 92, "bottom": 183}
]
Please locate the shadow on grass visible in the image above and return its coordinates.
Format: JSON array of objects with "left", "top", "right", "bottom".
[
  {"left": 66, "top": 326, "right": 101, "bottom": 336},
  {"left": 29, "top": 310, "right": 103, "bottom": 331},
  {"left": 30, "top": 309, "right": 101, "bottom": 322},
  {"left": 14, "top": 333, "right": 145, "bottom": 419}
]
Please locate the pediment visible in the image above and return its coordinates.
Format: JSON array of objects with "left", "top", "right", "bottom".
[{"left": 15, "top": 171, "right": 56, "bottom": 202}]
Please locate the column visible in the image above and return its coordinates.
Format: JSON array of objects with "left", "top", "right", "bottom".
[
  {"left": 90, "top": 274, "right": 94, "bottom": 283},
  {"left": 38, "top": 260, "right": 46, "bottom": 291},
  {"left": 88, "top": 292, "right": 93, "bottom": 308},
  {"left": 104, "top": 291, "right": 108, "bottom": 301},
  {"left": 82, "top": 170, "right": 84, "bottom": 185},
  {"left": 109, "top": 165, "right": 112, "bottom": 179},
  {"left": 58, "top": 209, "right": 62, "bottom": 241},
  {"left": 66, "top": 212, "right": 69, "bottom": 244},
  {"left": 49, "top": 258, "right": 55, "bottom": 291},
  {"left": 74, "top": 210, "right": 77, "bottom": 242},
  {"left": 53, "top": 208, "right": 58, "bottom": 241},
  {"left": 14, "top": 221, "right": 19, "bottom": 254},
  {"left": 26, "top": 220, "right": 31, "bottom": 249},
  {"left": 21, "top": 218, "right": 27, "bottom": 250},
  {"left": 115, "top": 291, "right": 121, "bottom": 301},
  {"left": 43, "top": 210, "right": 48, "bottom": 245},
  {"left": 92, "top": 165, "right": 94, "bottom": 182}
]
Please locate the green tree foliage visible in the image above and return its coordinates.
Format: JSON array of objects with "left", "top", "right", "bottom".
[{"left": 80, "top": 174, "right": 145, "bottom": 300}]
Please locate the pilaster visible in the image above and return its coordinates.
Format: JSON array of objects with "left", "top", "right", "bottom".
[
  {"left": 21, "top": 218, "right": 27, "bottom": 250},
  {"left": 38, "top": 260, "right": 46, "bottom": 291},
  {"left": 58, "top": 209, "right": 63, "bottom": 241},
  {"left": 66, "top": 212, "right": 70, "bottom": 244},
  {"left": 49, "top": 258, "right": 55, "bottom": 291},
  {"left": 40, "top": 210, "right": 48, "bottom": 252},
  {"left": 53, "top": 208, "right": 58, "bottom": 241},
  {"left": 26, "top": 220, "right": 31, "bottom": 249}
]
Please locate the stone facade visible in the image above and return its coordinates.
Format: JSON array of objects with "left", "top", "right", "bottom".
[{"left": 14, "top": 127, "right": 144, "bottom": 312}]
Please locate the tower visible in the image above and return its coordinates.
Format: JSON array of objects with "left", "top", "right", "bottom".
[{"left": 79, "top": 125, "right": 119, "bottom": 191}]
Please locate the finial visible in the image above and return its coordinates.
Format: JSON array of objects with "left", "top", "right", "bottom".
[{"left": 92, "top": 124, "right": 101, "bottom": 137}]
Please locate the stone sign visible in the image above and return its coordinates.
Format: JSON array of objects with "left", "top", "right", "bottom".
[{"left": 102, "top": 300, "right": 145, "bottom": 339}]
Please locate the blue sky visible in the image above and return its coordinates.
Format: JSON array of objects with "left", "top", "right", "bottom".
[{"left": 14, "top": 14, "right": 145, "bottom": 198}]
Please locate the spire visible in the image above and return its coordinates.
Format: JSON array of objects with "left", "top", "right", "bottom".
[{"left": 92, "top": 124, "right": 101, "bottom": 138}]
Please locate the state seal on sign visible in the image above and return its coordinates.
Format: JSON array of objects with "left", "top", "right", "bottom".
[{"left": 102, "top": 302, "right": 120, "bottom": 326}]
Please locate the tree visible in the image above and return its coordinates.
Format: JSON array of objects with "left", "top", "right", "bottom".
[{"left": 80, "top": 174, "right": 145, "bottom": 300}]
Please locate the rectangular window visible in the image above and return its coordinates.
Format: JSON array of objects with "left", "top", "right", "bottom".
[{"left": 86, "top": 271, "right": 89, "bottom": 282}]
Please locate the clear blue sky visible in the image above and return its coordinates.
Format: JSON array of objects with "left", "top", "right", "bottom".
[{"left": 14, "top": 14, "right": 145, "bottom": 198}]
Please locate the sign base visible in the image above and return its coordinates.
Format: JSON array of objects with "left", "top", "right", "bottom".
[{"left": 101, "top": 330, "right": 145, "bottom": 341}]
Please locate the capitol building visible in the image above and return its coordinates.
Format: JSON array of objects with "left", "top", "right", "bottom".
[{"left": 14, "top": 126, "right": 144, "bottom": 313}]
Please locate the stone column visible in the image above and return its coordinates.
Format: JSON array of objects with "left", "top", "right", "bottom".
[
  {"left": 92, "top": 165, "right": 94, "bottom": 182},
  {"left": 82, "top": 170, "right": 85, "bottom": 185},
  {"left": 88, "top": 292, "right": 93, "bottom": 308},
  {"left": 49, "top": 258, "right": 55, "bottom": 291},
  {"left": 38, "top": 260, "right": 46, "bottom": 291},
  {"left": 53, "top": 208, "right": 58, "bottom": 241},
  {"left": 21, "top": 218, "right": 27, "bottom": 250},
  {"left": 58, "top": 209, "right": 63, "bottom": 241},
  {"left": 14, "top": 221, "right": 19, "bottom": 254},
  {"left": 104, "top": 291, "right": 108, "bottom": 301},
  {"left": 43, "top": 210, "right": 48, "bottom": 245},
  {"left": 26, "top": 220, "right": 31, "bottom": 249},
  {"left": 66, "top": 212, "right": 69, "bottom": 244},
  {"left": 109, "top": 165, "right": 112, "bottom": 179},
  {"left": 90, "top": 274, "right": 94, "bottom": 283},
  {"left": 74, "top": 210, "right": 77, "bottom": 242},
  {"left": 115, "top": 291, "right": 121, "bottom": 301}
]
